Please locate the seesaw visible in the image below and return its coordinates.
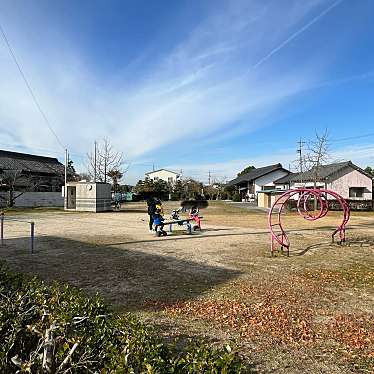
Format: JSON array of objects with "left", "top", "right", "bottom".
[{"left": 163, "top": 216, "right": 203, "bottom": 235}]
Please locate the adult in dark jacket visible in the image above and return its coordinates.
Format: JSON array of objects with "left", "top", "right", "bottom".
[{"left": 146, "top": 197, "right": 156, "bottom": 231}]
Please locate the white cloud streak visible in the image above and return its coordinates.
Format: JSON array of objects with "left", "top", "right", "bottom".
[
  {"left": 252, "top": 0, "right": 344, "bottom": 69},
  {"left": 0, "top": 0, "right": 346, "bottom": 178}
]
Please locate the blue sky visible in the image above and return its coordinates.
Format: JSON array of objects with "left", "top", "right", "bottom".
[{"left": 0, "top": 0, "right": 374, "bottom": 184}]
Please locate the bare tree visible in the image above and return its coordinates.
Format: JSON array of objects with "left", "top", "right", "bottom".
[
  {"left": 0, "top": 170, "right": 42, "bottom": 207},
  {"left": 306, "top": 130, "right": 330, "bottom": 187},
  {"left": 86, "top": 138, "right": 124, "bottom": 183},
  {"left": 305, "top": 130, "right": 330, "bottom": 209}
]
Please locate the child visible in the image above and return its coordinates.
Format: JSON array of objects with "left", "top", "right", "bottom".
[
  {"left": 188, "top": 205, "right": 201, "bottom": 230},
  {"left": 153, "top": 205, "right": 166, "bottom": 236}
]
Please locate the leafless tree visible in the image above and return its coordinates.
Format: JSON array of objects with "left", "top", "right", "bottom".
[
  {"left": 76, "top": 172, "right": 91, "bottom": 182},
  {"left": 0, "top": 170, "right": 42, "bottom": 207},
  {"left": 305, "top": 130, "right": 330, "bottom": 209},
  {"left": 306, "top": 129, "right": 330, "bottom": 187},
  {"left": 86, "top": 138, "right": 124, "bottom": 183}
]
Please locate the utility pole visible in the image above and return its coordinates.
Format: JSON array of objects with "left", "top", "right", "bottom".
[
  {"left": 94, "top": 141, "right": 97, "bottom": 182},
  {"left": 297, "top": 138, "right": 305, "bottom": 184},
  {"left": 208, "top": 171, "right": 211, "bottom": 185},
  {"left": 64, "top": 149, "right": 68, "bottom": 209}
]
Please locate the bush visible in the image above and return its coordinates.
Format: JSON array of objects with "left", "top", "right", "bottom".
[
  {"left": 232, "top": 192, "right": 241, "bottom": 202},
  {"left": 0, "top": 264, "right": 244, "bottom": 373}
]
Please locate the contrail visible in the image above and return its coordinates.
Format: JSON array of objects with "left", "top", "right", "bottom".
[{"left": 253, "top": 0, "right": 345, "bottom": 69}]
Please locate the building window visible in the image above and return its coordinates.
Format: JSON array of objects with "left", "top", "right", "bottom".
[
  {"left": 153, "top": 176, "right": 159, "bottom": 181},
  {"left": 349, "top": 187, "right": 364, "bottom": 198},
  {"left": 168, "top": 177, "right": 173, "bottom": 183}
]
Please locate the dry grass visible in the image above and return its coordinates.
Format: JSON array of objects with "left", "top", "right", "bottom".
[{"left": 1, "top": 200, "right": 373, "bottom": 373}]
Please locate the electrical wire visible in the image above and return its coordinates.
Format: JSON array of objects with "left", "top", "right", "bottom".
[{"left": 0, "top": 22, "right": 65, "bottom": 150}]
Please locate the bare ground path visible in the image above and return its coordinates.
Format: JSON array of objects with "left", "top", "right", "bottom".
[{"left": 1, "top": 201, "right": 373, "bottom": 373}]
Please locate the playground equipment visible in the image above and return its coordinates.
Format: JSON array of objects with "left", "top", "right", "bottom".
[
  {"left": 161, "top": 208, "right": 203, "bottom": 235},
  {"left": 268, "top": 188, "right": 350, "bottom": 256},
  {"left": 0, "top": 212, "right": 35, "bottom": 254},
  {"left": 151, "top": 200, "right": 207, "bottom": 237}
]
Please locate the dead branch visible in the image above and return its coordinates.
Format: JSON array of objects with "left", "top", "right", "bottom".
[{"left": 55, "top": 342, "right": 79, "bottom": 374}]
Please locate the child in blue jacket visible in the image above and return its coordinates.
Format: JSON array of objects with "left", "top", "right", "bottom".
[{"left": 153, "top": 205, "right": 166, "bottom": 236}]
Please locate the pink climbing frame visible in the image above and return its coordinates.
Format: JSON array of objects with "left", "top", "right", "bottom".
[{"left": 268, "top": 188, "right": 350, "bottom": 256}]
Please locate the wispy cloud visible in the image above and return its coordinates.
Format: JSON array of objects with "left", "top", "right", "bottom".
[
  {"left": 172, "top": 142, "right": 374, "bottom": 183},
  {"left": 0, "top": 0, "right": 350, "bottom": 175},
  {"left": 252, "top": 0, "right": 344, "bottom": 69}
]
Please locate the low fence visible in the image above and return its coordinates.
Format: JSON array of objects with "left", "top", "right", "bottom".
[
  {"left": 286, "top": 199, "right": 373, "bottom": 211},
  {"left": 0, "top": 213, "right": 35, "bottom": 253},
  {"left": 0, "top": 191, "right": 63, "bottom": 208}
]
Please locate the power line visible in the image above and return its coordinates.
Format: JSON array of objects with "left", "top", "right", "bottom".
[
  {"left": 0, "top": 22, "right": 65, "bottom": 150},
  {"left": 330, "top": 132, "right": 374, "bottom": 144}
]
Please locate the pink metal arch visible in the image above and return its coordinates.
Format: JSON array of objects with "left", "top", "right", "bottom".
[{"left": 268, "top": 188, "right": 350, "bottom": 256}]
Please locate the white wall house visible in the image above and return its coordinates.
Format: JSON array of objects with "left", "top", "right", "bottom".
[
  {"left": 145, "top": 169, "right": 180, "bottom": 184},
  {"left": 274, "top": 161, "right": 373, "bottom": 200},
  {"left": 254, "top": 169, "right": 290, "bottom": 194},
  {"left": 227, "top": 163, "right": 290, "bottom": 202}
]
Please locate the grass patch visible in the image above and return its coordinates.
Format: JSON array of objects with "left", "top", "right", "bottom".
[
  {"left": 0, "top": 263, "right": 246, "bottom": 373},
  {"left": 301, "top": 264, "right": 374, "bottom": 288}
]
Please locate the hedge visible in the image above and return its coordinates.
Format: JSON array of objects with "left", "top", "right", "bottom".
[{"left": 0, "top": 263, "right": 244, "bottom": 373}]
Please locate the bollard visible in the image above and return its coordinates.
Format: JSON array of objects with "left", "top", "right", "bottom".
[
  {"left": 0, "top": 212, "right": 4, "bottom": 246},
  {"left": 30, "top": 222, "right": 35, "bottom": 254}
]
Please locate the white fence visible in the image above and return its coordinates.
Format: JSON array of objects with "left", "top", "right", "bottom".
[{"left": 0, "top": 191, "right": 63, "bottom": 208}]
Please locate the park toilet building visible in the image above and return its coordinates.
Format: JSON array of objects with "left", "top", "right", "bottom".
[{"left": 64, "top": 182, "right": 112, "bottom": 212}]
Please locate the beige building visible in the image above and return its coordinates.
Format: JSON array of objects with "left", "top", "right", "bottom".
[
  {"left": 145, "top": 169, "right": 180, "bottom": 184},
  {"left": 64, "top": 182, "right": 112, "bottom": 212},
  {"left": 257, "top": 189, "right": 286, "bottom": 209}
]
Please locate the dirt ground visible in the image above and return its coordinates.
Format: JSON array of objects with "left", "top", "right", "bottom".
[{"left": 1, "top": 201, "right": 373, "bottom": 373}]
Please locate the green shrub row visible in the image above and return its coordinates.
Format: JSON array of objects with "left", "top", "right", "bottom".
[{"left": 0, "top": 263, "right": 244, "bottom": 373}]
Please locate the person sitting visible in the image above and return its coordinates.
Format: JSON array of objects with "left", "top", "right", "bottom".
[
  {"left": 153, "top": 206, "right": 166, "bottom": 236},
  {"left": 188, "top": 206, "right": 201, "bottom": 230}
]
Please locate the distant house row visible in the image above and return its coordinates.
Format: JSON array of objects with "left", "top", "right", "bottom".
[{"left": 227, "top": 161, "right": 373, "bottom": 208}]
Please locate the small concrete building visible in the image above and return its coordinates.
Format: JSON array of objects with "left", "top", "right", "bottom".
[
  {"left": 257, "top": 189, "right": 286, "bottom": 209},
  {"left": 64, "top": 182, "right": 112, "bottom": 212}
]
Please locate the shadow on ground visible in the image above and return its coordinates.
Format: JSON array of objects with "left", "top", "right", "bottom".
[{"left": 0, "top": 236, "right": 242, "bottom": 312}]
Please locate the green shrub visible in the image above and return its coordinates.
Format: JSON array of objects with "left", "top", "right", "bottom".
[
  {"left": 0, "top": 263, "right": 244, "bottom": 373},
  {"left": 232, "top": 192, "right": 241, "bottom": 202}
]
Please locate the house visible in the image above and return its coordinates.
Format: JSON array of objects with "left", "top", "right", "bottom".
[
  {"left": 0, "top": 149, "right": 67, "bottom": 207},
  {"left": 145, "top": 169, "right": 180, "bottom": 184},
  {"left": 0, "top": 149, "right": 65, "bottom": 192},
  {"left": 227, "top": 163, "right": 290, "bottom": 201},
  {"left": 274, "top": 161, "right": 373, "bottom": 201}
]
